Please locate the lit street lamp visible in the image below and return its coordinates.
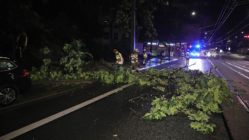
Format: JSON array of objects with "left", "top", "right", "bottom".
[{"left": 191, "top": 11, "right": 196, "bottom": 16}]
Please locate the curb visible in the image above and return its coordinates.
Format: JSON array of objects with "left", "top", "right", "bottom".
[{"left": 208, "top": 59, "right": 234, "bottom": 140}]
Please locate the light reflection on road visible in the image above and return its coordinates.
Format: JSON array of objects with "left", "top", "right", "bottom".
[
  {"left": 138, "top": 58, "right": 178, "bottom": 71},
  {"left": 188, "top": 58, "right": 205, "bottom": 72}
]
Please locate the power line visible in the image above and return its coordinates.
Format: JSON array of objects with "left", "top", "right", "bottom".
[
  {"left": 211, "top": 0, "right": 249, "bottom": 44},
  {"left": 215, "top": 14, "right": 249, "bottom": 42},
  {"left": 211, "top": 0, "right": 232, "bottom": 33},
  {"left": 207, "top": 0, "right": 231, "bottom": 41},
  {"left": 199, "top": 24, "right": 214, "bottom": 30},
  {"left": 215, "top": 23, "right": 249, "bottom": 43},
  {"left": 208, "top": 0, "right": 238, "bottom": 42},
  {"left": 238, "top": 0, "right": 249, "bottom": 6}
]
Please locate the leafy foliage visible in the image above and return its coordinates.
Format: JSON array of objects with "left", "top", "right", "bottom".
[
  {"left": 31, "top": 40, "right": 92, "bottom": 80},
  {"left": 143, "top": 69, "right": 231, "bottom": 134},
  {"left": 79, "top": 67, "right": 230, "bottom": 134},
  {"left": 60, "top": 40, "right": 92, "bottom": 74},
  {"left": 32, "top": 49, "right": 231, "bottom": 134}
]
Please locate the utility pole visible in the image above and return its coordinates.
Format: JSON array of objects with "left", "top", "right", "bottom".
[{"left": 132, "top": 0, "right": 136, "bottom": 52}]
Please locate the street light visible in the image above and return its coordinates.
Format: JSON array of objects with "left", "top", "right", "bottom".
[{"left": 191, "top": 11, "right": 196, "bottom": 16}]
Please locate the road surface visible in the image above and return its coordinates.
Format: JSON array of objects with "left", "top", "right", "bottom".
[{"left": 2, "top": 57, "right": 248, "bottom": 140}]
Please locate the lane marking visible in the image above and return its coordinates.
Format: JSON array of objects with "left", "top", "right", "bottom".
[
  {"left": 226, "top": 62, "right": 249, "bottom": 73},
  {"left": 208, "top": 59, "right": 224, "bottom": 77},
  {"left": 231, "top": 62, "right": 249, "bottom": 69},
  {"left": 0, "top": 58, "right": 178, "bottom": 139},
  {"left": 221, "top": 62, "right": 249, "bottom": 80},
  {"left": 236, "top": 61, "right": 249, "bottom": 67},
  {"left": 0, "top": 84, "right": 132, "bottom": 140},
  {"left": 236, "top": 95, "right": 249, "bottom": 112},
  {"left": 210, "top": 60, "right": 249, "bottom": 112}
]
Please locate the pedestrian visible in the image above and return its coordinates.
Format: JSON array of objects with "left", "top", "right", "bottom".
[
  {"left": 159, "top": 51, "right": 165, "bottom": 64},
  {"left": 14, "top": 32, "right": 28, "bottom": 67},
  {"left": 130, "top": 49, "right": 139, "bottom": 71},
  {"left": 185, "top": 51, "right": 190, "bottom": 67},
  {"left": 142, "top": 49, "right": 148, "bottom": 65},
  {"left": 113, "top": 49, "right": 124, "bottom": 69}
]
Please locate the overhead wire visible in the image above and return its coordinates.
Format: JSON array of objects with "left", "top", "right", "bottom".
[
  {"left": 215, "top": 23, "right": 249, "bottom": 44},
  {"left": 208, "top": 0, "right": 238, "bottom": 42},
  {"left": 210, "top": 0, "right": 231, "bottom": 34},
  {"left": 237, "top": 0, "right": 249, "bottom": 6},
  {"left": 213, "top": 0, "right": 249, "bottom": 43},
  {"left": 215, "top": 14, "right": 249, "bottom": 43}
]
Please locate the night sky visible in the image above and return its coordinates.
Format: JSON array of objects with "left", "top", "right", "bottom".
[
  {"left": 0, "top": 0, "right": 248, "bottom": 57},
  {"left": 155, "top": 0, "right": 249, "bottom": 42}
]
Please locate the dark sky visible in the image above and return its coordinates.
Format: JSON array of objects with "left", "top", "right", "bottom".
[
  {"left": 154, "top": 0, "right": 249, "bottom": 42},
  {"left": 30, "top": 0, "right": 249, "bottom": 43}
]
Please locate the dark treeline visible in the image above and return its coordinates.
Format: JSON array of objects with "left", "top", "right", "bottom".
[
  {"left": 0, "top": 0, "right": 117, "bottom": 59},
  {"left": 0, "top": 0, "right": 166, "bottom": 61}
]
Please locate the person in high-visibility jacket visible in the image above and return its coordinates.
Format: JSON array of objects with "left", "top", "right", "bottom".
[
  {"left": 130, "top": 49, "right": 139, "bottom": 70},
  {"left": 113, "top": 49, "right": 124, "bottom": 65},
  {"left": 142, "top": 50, "right": 148, "bottom": 65},
  {"left": 185, "top": 51, "right": 190, "bottom": 67}
]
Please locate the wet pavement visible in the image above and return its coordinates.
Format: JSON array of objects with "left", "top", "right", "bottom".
[{"left": 1, "top": 57, "right": 249, "bottom": 140}]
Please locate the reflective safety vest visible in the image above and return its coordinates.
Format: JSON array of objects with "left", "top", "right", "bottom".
[
  {"left": 143, "top": 52, "right": 148, "bottom": 59},
  {"left": 131, "top": 53, "right": 138, "bottom": 64},
  {"left": 115, "top": 52, "right": 124, "bottom": 65}
]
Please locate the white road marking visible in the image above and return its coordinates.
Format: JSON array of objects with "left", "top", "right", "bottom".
[
  {"left": 235, "top": 63, "right": 249, "bottom": 69},
  {"left": 226, "top": 62, "right": 249, "bottom": 73},
  {"left": 236, "top": 61, "right": 249, "bottom": 67},
  {"left": 236, "top": 95, "right": 249, "bottom": 112},
  {"left": 219, "top": 62, "right": 249, "bottom": 80},
  {"left": 208, "top": 59, "right": 224, "bottom": 77},
  {"left": 209, "top": 59, "right": 249, "bottom": 112},
  {"left": 0, "top": 58, "right": 180, "bottom": 140},
  {"left": 0, "top": 84, "right": 132, "bottom": 140}
]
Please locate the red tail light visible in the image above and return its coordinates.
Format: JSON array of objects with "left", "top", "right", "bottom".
[{"left": 21, "top": 69, "right": 30, "bottom": 77}]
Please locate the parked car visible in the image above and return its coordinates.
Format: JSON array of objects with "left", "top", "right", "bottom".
[{"left": 0, "top": 57, "right": 31, "bottom": 105}]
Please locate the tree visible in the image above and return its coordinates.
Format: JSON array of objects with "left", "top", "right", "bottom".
[{"left": 115, "top": 0, "right": 168, "bottom": 41}]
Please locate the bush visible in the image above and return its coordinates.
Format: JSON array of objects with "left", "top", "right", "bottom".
[
  {"left": 31, "top": 40, "right": 92, "bottom": 80},
  {"left": 142, "top": 69, "right": 231, "bottom": 134}
]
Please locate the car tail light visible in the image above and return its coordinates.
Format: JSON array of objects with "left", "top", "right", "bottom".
[{"left": 21, "top": 69, "right": 30, "bottom": 77}]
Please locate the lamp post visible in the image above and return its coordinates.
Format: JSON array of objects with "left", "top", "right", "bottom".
[{"left": 132, "top": 0, "right": 136, "bottom": 52}]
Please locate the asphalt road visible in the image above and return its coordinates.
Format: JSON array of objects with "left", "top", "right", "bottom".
[
  {"left": 210, "top": 57, "right": 249, "bottom": 140},
  {"left": 211, "top": 58, "right": 249, "bottom": 106},
  {"left": 0, "top": 58, "right": 236, "bottom": 140}
]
